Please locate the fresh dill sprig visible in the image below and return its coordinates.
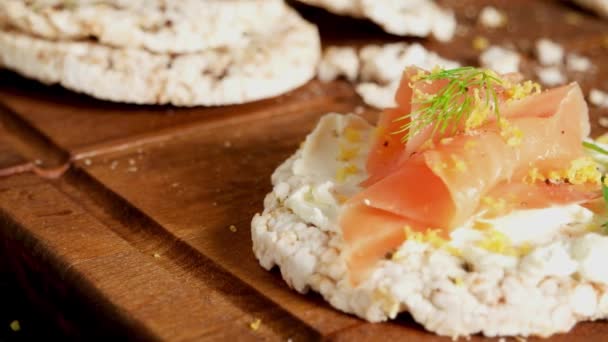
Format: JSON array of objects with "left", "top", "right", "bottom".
[
  {"left": 583, "top": 141, "right": 608, "bottom": 232},
  {"left": 394, "top": 66, "right": 504, "bottom": 142},
  {"left": 583, "top": 141, "right": 608, "bottom": 155},
  {"left": 602, "top": 176, "right": 608, "bottom": 233}
]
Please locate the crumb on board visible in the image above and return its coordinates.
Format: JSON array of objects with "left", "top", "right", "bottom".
[
  {"left": 536, "top": 66, "right": 566, "bottom": 87},
  {"left": 478, "top": 6, "right": 507, "bottom": 28},
  {"left": 10, "top": 320, "right": 20, "bottom": 332},
  {"left": 109, "top": 160, "right": 118, "bottom": 170},
  {"left": 153, "top": 253, "right": 161, "bottom": 259},
  {"left": 566, "top": 53, "right": 592, "bottom": 73},
  {"left": 536, "top": 38, "right": 564, "bottom": 66},
  {"left": 249, "top": 318, "right": 261, "bottom": 331},
  {"left": 229, "top": 225, "right": 238, "bottom": 233},
  {"left": 84, "top": 158, "right": 92, "bottom": 166},
  {"left": 472, "top": 36, "right": 489, "bottom": 51},
  {"left": 224, "top": 141, "right": 232, "bottom": 148},
  {"left": 127, "top": 166, "right": 138, "bottom": 172},
  {"left": 128, "top": 158, "right": 136, "bottom": 165},
  {"left": 479, "top": 46, "right": 520, "bottom": 74},
  {"left": 590, "top": 89, "right": 608, "bottom": 108}
]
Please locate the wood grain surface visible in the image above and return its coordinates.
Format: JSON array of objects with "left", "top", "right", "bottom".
[{"left": 1, "top": 0, "right": 608, "bottom": 341}]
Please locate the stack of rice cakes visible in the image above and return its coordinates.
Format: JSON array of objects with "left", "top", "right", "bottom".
[{"left": 0, "top": 0, "right": 321, "bottom": 106}]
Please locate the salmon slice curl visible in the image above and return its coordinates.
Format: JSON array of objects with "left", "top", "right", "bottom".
[{"left": 341, "top": 67, "right": 601, "bottom": 284}]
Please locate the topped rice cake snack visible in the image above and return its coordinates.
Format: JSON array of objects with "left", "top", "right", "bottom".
[{"left": 252, "top": 66, "right": 608, "bottom": 338}]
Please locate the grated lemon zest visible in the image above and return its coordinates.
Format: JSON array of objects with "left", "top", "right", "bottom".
[
  {"left": 567, "top": 157, "right": 601, "bottom": 185},
  {"left": 480, "top": 196, "right": 507, "bottom": 217},
  {"left": 465, "top": 88, "right": 490, "bottom": 131},
  {"left": 249, "top": 318, "right": 262, "bottom": 331},
  {"left": 429, "top": 161, "right": 448, "bottom": 174},
  {"left": 336, "top": 164, "right": 359, "bottom": 182},
  {"left": 473, "top": 220, "right": 492, "bottom": 230},
  {"left": 506, "top": 80, "right": 541, "bottom": 101},
  {"left": 409, "top": 69, "right": 428, "bottom": 82},
  {"left": 413, "top": 88, "right": 436, "bottom": 103},
  {"left": 476, "top": 230, "right": 532, "bottom": 256},
  {"left": 440, "top": 137, "right": 454, "bottom": 145},
  {"left": 499, "top": 118, "right": 524, "bottom": 146},
  {"left": 477, "top": 229, "right": 515, "bottom": 255},
  {"left": 525, "top": 167, "right": 544, "bottom": 184},
  {"left": 344, "top": 127, "right": 361, "bottom": 143},
  {"left": 335, "top": 193, "right": 349, "bottom": 204},
  {"left": 338, "top": 144, "right": 359, "bottom": 161},
  {"left": 403, "top": 226, "right": 461, "bottom": 255},
  {"left": 9, "top": 320, "right": 20, "bottom": 332},
  {"left": 373, "top": 287, "right": 400, "bottom": 317},
  {"left": 420, "top": 138, "right": 436, "bottom": 150},
  {"left": 450, "top": 154, "right": 468, "bottom": 172},
  {"left": 445, "top": 245, "right": 463, "bottom": 257},
  {"left": 548, "top": 170, "right": 563, "bottom": 182},
  {"left": 472, "top": 36, "right": 489, "bottom": 51},
  {"left": 464, "top": 140, "right": 478, "bottom": 150},
  {"left": 525, "top": 157, "right": 600, "bottom": 185}
]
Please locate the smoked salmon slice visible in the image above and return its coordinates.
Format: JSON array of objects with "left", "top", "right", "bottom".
[{"left": 341, "top": 67, "right": 601, "bottom": 283}]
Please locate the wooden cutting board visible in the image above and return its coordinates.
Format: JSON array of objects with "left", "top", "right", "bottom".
[{"left": 1, "top": 0, "right": 608, "bottom": 340}]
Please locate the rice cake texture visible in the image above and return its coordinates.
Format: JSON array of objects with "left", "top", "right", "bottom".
[
  {"left": 318, "top": 43, "right": 459, "bottom": 109},
  {"left": 251, "top": 113, "right": 608, "bottom": 338},
  {"left": 296, "top": 0, "right": 456, "bottom": 42},
  {"left": 0, "top": 5, "right": 320, "bottom": 106},
  {"left": 0, "top": 0, "right": 288, "bottom": 54}
]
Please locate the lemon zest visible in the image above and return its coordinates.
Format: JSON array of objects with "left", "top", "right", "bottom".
[
  {"left": 344, "top": 127, "right": 361, "bottom": 143},
  {"left": 567, "top": 157, "right": 602, "bottom": 185},
  {"left": 472, "top": 36, "right": 489, "bottom": 51},
  {"left": 450, "top": 154, "right": 468, "bottom": 172},
  {"left": 506, "top": 80, "right": 541, "bottom": 101},
  {"left": 336, "top": 164, "right": 359, "bottom": 183},
  {"left": 249, "top": 318, "right": 262, "bottom": 331},
  {"left": 338, "top": 144, "right": 359, "bottom": 161},
  {"left": 498, "top": 118, "right": 524, "bottom": 147}
]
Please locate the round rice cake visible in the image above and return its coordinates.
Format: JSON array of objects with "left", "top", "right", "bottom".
[
  {"left": 0, "top": 6, "right": 320, "bottom": 106},
  {"left": 295, "top": 0, "right": 456, "bottom": 42},
  {"left": 251, "top": 113, "right": 608, "bottom": 338},
  {"left": 0, "top": 0, "right": 289, "bottom": 54}
]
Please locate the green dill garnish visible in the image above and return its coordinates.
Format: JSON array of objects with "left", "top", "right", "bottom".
[
  {"left": 583, "top": 140, "right": 608, "bottom": 155},
  {"left": 584, "top": 141, "right": 608, "bottom": 232},
  {"left": 394, "top": 66, "right": 504, "bottom": 142},
  {"left": 602, "top": 176, "right": 608, "bottom": 233}
]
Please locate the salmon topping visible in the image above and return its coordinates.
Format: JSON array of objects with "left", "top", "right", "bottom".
[{"left": 341, "top": 67, "right": 601, "bottom": 284}]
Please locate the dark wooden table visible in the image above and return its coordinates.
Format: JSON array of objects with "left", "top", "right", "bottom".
[{"left": 1, "top": 0, "right": 607, "bottom": 340}]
